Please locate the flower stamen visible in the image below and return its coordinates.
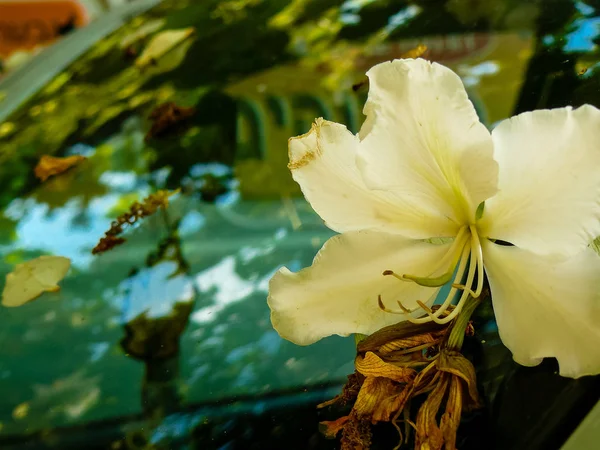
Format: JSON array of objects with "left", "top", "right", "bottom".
[
  {"left": 397, "top": 300, "right": 416, "bottom": 314},
  {"left": 451, "top": 227, "right": 484, "bottom": 298},
  {"left": 416, "top": 300, "right": 433, "bottom": 314},
  {"left": 406, "top": 241, "right": 471, "bottom": 324},
  {"left": 378, "top": 295, "right": 413, "bottom": 315},
  {"left": 383, "top": 226, "right": 469, "bottom": 288}
]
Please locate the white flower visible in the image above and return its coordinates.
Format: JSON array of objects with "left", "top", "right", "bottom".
[{"left": 268, "top": 58, "right": 600, "bottom": 378}]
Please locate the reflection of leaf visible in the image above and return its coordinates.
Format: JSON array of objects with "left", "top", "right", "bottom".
[
  {"left": 119, "top": 19, "right": 166, "bottom": 49},
  {"left": 146, "top": 102, "right": 196, "bottom": 141},
  {"left": 12, "top": 402, "right": 29, "bottom": 420},
  {"left": 34, "top": 154, "right": 87, "bottom": 182},
  {"left": 135, "top": 28, "right": 196, "bottom": 69},
  {"left": 2, "top": 255, "right": 71, "bottom": 307},
  {"left": 30, "top": 371, "right": 101, "bottom": 420}
]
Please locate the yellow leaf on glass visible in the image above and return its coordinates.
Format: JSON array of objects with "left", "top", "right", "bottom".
[{"left": 2, "top": 256, "right": 71, "bottom": 307}]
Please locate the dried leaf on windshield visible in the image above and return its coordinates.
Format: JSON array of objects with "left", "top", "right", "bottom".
[
  {"left": 2, "top": 255, "right": 71, "bottom": 307},
  {"left": 92, "top": 190, "right": 178, "bottom": 255},
  {"left": 34, "top": 154, "right": 87, "bottom": 182}
]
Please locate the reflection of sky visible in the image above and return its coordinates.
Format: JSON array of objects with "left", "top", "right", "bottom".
[
  {"left": 459, "top": 61, "right": 500, "bottom": 87},
  {"left": 385, "top": 5, "right": 421, "bottom": 33},
  {"left": 2, "top": 163, "right": 151, "bottom": 268},
  {"left": 98, "top": 171, "right": 138, "bottom": 191},
  {"left": 192, "top": 256, "right": 259, "bottom": 324},
  {"left": 565, "top": 3, "right": 599, "bottom": 52},
  {"left": 179, "top": 210, "right": 206, "bottom": 235},
  {"left": 191, "top": 230, "right": 287, "bottom": 324},
  {"left": 565, "top": 17, "right": 600, "bottom": 51},
  {"left": 191, "top": 250, "right": 275, "bottom": 324},
  {"left": 115, "top": 260, "right": 195, "bottom": 323},
  {"left": 3, "top": 196, "right": 117, "bottom": 267}
]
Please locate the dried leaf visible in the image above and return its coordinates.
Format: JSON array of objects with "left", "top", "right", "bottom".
[
  {"left": 34, "top": 155, "right": 86, "bottom": 182},
  {"left": 2, "top": 255, "right": 71, "bottom": 307},
  {"left": 378, "top": 334, "right": 437, "bottom": 355},
  {"left": 354, "top": 377, "right": 396, "bottom": 417},
  {"left": 437, "top": 350, "right": 481, "bottom": 408},
  {"left": 440, "top": 376, "right": 463, "bottom": 450},
  {"left": 319, "top": 416, "right": 349, "bottom": 438},
  {"left": 357, "top": 320, "right": 447, "bottom": 353},
  {"left": 415, "top": 374, "right": 448, "bottom": 450},
  {"left": 371, "top": 383, "right": 413, "bottom": 422},
  {"left": 135, "top": 28, "right": 196, "bottom": 68},
  {"left": 355, "top": 352, "right": 416, "bottom": 382}
]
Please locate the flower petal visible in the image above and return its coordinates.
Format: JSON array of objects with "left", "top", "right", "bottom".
[
  {"left": 482, "top": 240, "right": 600, "bottom": 378},
  {"left": 357, "top": 58, "right": 497, "bottom": 227},
  {"left": 268, "top": 230, "right": 451, "bottom": 345},
  {"left": 289, "top": 117, "right": 458, "bottom": 238},
  {"left": 481, "top": 105, "right": 600, "bottom": 257}
]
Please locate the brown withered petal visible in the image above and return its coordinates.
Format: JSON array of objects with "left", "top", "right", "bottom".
[
  {"left": 440, "top": 376, "right": 463, "bottom": 450},
  {"left": 415, "top": 374, "right": 449, "bottom": 450},
  {"left": 354, "top": 377, "right": 396, "bottom": 418},
  {"left": 378, "top": 334, "right": 437, "bottom": 355},
  {"left": 34, "top": 154, "right": 86, "bottom": 182},
  {"left": 372, "top": 383, "right": 413, "bottom": 423},
  {"left": 319, "top": 415, "right": 349, "bottom": 439},
  {"left": 355, "top": 352, "right": 416, "bottom": 383},
  {"left": 412, "top": 361, "right": 441, "bottom": 396},
  {"left": 357, "top": 321, "right": 447, "bottom": 353},
  {"left": 437, "top": 351, "right": 481, "bottom": 409}
]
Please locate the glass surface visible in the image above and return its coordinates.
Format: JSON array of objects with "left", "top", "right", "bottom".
[{"left": 0, "top": 1, "right": 599, "bottom": 449}]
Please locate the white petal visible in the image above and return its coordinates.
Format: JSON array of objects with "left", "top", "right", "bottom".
[
  {"left": 481, "top": 105, "right": 600, "bottom": 257},
  {"left": 268, "top": 230, "right": 450, "bottom": 345},
  {"left": 482, "top": 240, "right": 600, "bottom": 378},
  {"left": 2, "top": 255, "right": 71, "bottom": 307},
  {"left": 357, "top": 58, "right": 498, "bottom": 227},
  {"left": 289, "top": 117, "right": 459, "bottom": 238}
]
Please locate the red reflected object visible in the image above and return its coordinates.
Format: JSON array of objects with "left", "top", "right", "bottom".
[{"left": 0, "top": 0, "right": 89, "bottom": 58}]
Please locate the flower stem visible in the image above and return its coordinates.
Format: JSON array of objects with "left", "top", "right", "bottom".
[{"left": 446, "top": 294, "right": 482, "bottom": 350}]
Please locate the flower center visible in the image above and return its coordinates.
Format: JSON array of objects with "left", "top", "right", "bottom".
[{"left": 378, "top": 225, "right": 484, "bottom": 324}]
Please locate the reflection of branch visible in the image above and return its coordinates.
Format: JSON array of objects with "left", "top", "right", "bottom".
[
  {"left": 281, "top": 194, "right": 302, "bottom": 230},
  {"left": 92, "top": 190, "right": 177, "bottom": 254}
]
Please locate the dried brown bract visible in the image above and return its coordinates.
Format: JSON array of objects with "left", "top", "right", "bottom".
[
  {"left": 145, "top": 102, "right": 195, "bottom": 142},
  {"left": 34, "top": 154, "right": 87, "bottom": 182},
  {"left": 92, "top": 190, "right": 177, "bottom": 255},
  {"left": 318, "top": 306, "right": 482, "bottom": 450}
]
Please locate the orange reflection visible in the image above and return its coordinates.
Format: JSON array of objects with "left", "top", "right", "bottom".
[{"left": 0, "top": 0, "right": 89, "bottom": 58}]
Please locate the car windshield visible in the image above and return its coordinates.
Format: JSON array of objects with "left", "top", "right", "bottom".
[{"left": 0, "top": 1, "right": 599, "bottom": 449}]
